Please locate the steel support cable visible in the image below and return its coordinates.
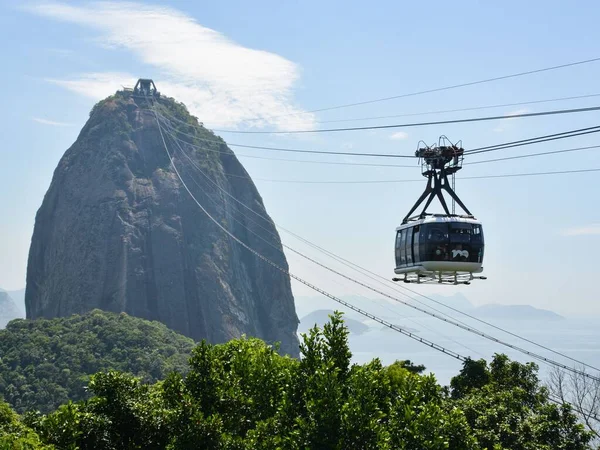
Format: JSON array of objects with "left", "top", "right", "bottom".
[
  {"left": 150, "top": 106, "right": 468, "bottom": 362},
  {"left": 237, "top": 56, "right": 600, "bottom": 122},
  {"left": 264, "top": 216, "right": 600, "bottom": 374},
  {"left": 220, "top": 168, "right": 600, "bottom": 184},
  {"left": 156, "top": 111, "right": 600, "bottom": 374},
  {"left": 169, "top": 134, "right": 483, "bottom": 358},
  {"left": 235, "top": 153, "right": 418, "bottom": 168},
  {"left": 465, "top": 144, "right": 600, "bottom": 166},
  {"left": 296, "top": 92, "right": 600, "bottom": 125},
  {"left": 547, "top": 394, "right": 600, "bottom": 422},
  {"left": 157, "top": 113, "right": 600, "bottom": 378},
  {"left": 465, "top": 126, "right": 600, "bottom": 154},
  {"left": 212, "top": 105, "right": 600, "bottom": 135},
  {"left": 161, "top": 113, "right": 600, "bottom": 168},
  {"left": 153, "top": 110, "right": 416, "bottom": 158},
  {"left": 148, "top": 115, "right": 414, "bottom": 165},
  {"left": 156, "top": 116, "right": 600, "bottom": 184},
  {"left": 157, "top": 108, "right": 600, "bottom": 165}
]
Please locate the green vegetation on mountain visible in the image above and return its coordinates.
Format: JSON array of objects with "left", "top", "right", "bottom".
[
  {"left": 0, "top": 310, "right": 194, "bottom": 414},
  {"left": 0, "top": 311, "right": 592, "bottom": 449}
]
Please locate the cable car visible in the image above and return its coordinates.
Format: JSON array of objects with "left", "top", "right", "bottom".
[{"left": 393, "top": 137, "right": 486, "bottom": 285}]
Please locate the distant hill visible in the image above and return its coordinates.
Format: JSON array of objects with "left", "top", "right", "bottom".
[
  {"left": 425, "top": 294, "right": 564, "bottom": 320},
  {"left": 296, "top": 294, "right": 565, "bottom": 325},
  {"left": 299, "top": 309, "right": 369, "bottom": 335},
  {"left": 0, "top": 292, "right": 22, "bottom": 329},
  {"left": 429, "top": 293, "right": 475, "bottom": 311},
  {"left": 473, "top": 304, "right": 564, "bottom": 321},
  {"left": 0, "top": 309, "right": 195, "bottom": 414},
  {"left": 5, "top": 288, "right": 25, "bottom": 315}
]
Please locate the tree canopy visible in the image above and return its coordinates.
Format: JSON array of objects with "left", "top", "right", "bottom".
[
  {"left": 0, "top": 311, "right": 593, "bottom": 449},
  {"left": 0, "top": 310, "right": 195, "bottom": 414}
]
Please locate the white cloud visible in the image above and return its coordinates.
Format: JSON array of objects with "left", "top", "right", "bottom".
[
  {"left": 45, "top": 72, "right": 136, "bottom": 100},
  {"left": 492, "top": 126, "right": 504, "bottom": 133},
  {"left": 31, "top": 117, "right": 74, "bottom": 127},
  {"left": 390, "top": 131, "right": 409, "bottom": 140},
  {"left": 561, "top": 224, "right": 600, "bottom": 236},
  {"left": 27, "top": 2, "right": 315, "bottom": 130}
]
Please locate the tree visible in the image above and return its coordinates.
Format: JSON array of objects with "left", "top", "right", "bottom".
[
  {"left": 451, "top": 353, "right": 592, "bottom": 449},
  {"left": 0, "top": 401, "right": 52, "bottom": 449},
  {"left": 0, "top": 310, "right": 194, "bottom": 414},
  {"left": 9, "top": 313, "right": 597, "bottom": 449},
  {"left": 548, "top": 365, "right": 600, "bottom": 446}
]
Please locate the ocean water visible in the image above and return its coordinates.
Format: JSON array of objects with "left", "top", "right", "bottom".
[{"left": 344, "top": 316, "right": 600, "bottom": 386}]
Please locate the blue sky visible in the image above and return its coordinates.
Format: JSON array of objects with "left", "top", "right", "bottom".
[{"left": 1, "top": 0, "right": 600, "bottom": 316}]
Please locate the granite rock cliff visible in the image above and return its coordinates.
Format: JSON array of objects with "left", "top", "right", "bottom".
[{"left": 25, "top": 91, "right": 299, "bottom": 356}]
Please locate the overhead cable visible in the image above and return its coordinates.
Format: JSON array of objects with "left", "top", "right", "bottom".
[
  {"left": 300, "top": 92, "right": 600, "bottom": 125},
  {"left": 157, "top": 111, "right": 600, "bottom": 379},
  {"left": 151, "top": 105, "right": 468, "bottom": 362},
  {"left": 167, "top": 132, "right": 481, "bottom": 356},
  {"left": 466, "top": 126, "right": 600, "bottom": 155},
  {"left": 239, "top": 56, "right": 600, "bottom": 121},
  {"left": 212, "top": 105, "right": 600, "bottom": 135}
]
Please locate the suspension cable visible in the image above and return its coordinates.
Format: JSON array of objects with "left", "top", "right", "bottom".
[
  {"left": 149, "top": 103, "right": 469, "bottom": 362},
  {"left": 155, "top": 110, "right": 600, "bottom": 379},
  {"left": 237, "top": 56, "right": 600, "bottom": 122},
  {"left": 167, "top": 131, "right": 483, "bottom": 357},
  {"left": 210, "top": 105, "right": 600, "bottom": 135}
]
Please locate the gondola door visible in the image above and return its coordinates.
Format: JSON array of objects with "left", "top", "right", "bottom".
[
  {"left": 406, "top": 226, "right": 413, "bottom": 266},
  {"left": 413, "top": 225, "right": 420, "bottom": 264}
]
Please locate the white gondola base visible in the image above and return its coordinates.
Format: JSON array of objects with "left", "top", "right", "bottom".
[
  {"left": 393, "top": 216, "right": 486, "bottom": 285},
  {"left": 393, "top": 268, "right": 486, "bottom": 285}
]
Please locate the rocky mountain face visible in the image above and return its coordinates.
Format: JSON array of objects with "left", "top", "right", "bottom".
[
  {"left": 25, "top": 91, "right": 299, "bottom": 356},
  {"left": 0, "top": 291, "right": 22, "bottom": 329}
]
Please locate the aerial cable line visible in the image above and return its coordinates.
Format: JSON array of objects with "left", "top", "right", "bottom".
[
  {"left": 157, "top": 116, "right": 600, "bottom": 183},
  {"left": 271, "top": 220, "right": 600, "bottom": 375},
  {"left": 157, "top": 112, "right": 600, "bottom": 379},
  {"left": 223, "top": 168, "right": 600, "bottom": 184},
  {"left": 236, "top": 154, "right": 418, "bottom": 168},
  {"left": 174, "top": 134, "right": 600, "bottom": 381},
  {"left": 211, "top": 105, "right": 600, "bottom": 135},
  {"left": 296, "top": 92, "right": 600, "bottom": 125},
  {"left": 161, "top": 115, "right": 600, "bottom": 168},
  {"left": 166, "top": 125, "right": 473, "bottom": 332},
  {"left": 237, "top": 56, "right": 600, "bottom": 122},
  {"left": 158, "top": 111, "right": 600, "bottom": 374},
  {"left": 238, "top": 144, "right": 600, "bottom": 168},
  {"left": 157, "top": 109, "right": 600, "bottom": 160},
  {"left": 153, "top": 111, "right": 417, "bottom": 158},
  {"left": 168, "top": 133, "right": 482, "bottom": 357},
  {"left": 150, "top": 105, "right": 469, "bottom": 362},
  {"left": 466, "top": 125, "right": 600, "bottom": 154},
  {"left": 547, "top": 395, "right": 600, "bottom": 423},
  {"left": 150, "top": 115, "right": 414, "bottom": 165},
  {"left": 164, "top": 121, "right": 587, "bottom": 375},
  {"left": 465, "top": 144, "right": 600, "bottom": 166}
]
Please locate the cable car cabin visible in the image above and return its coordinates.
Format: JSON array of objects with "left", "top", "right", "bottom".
[{"left": 394, "top": 216, "right": 485, "bottom": 284}]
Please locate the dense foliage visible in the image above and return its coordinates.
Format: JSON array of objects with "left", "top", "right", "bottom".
[
  {"left": 0, "top": 401, "right": 52, "bottom": 449},
  {"left": 0, "top": 310, "right": 194, "bottom": 414},
  {"left": 0, "top": 311, "right": 592, "bottom": 449}
]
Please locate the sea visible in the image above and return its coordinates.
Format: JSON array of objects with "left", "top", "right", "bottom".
[{"left": 345, "top": 316, "right": 600, "bottom": 386}]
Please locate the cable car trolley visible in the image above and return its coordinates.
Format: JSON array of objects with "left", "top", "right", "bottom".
[{"left": 393, "top": 137, "right": 486, "bottom": 285}]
